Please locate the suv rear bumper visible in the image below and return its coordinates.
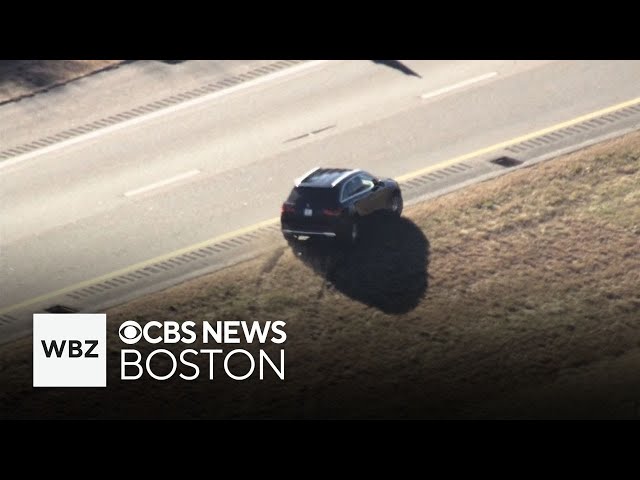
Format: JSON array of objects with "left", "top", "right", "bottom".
[{"left": 282, "top": 228, "right": 336, "bottom": 238}]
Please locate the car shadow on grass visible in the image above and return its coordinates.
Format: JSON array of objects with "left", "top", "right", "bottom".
[{"left": 287, "top": 212, "right": 429, "bottom": 314}]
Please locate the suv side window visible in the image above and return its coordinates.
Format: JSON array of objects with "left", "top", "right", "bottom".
[
  {"left": 357, "top": 172, "right": 375, "bottom": 192},
  {"left": 341, "top": 177, "right": 358, "bottom": 201},
  {"left": 341, "top": 174, "right": 375, "bottom": 201}
]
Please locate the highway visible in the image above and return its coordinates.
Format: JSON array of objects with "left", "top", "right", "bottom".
[{"left": 2, "top": 60, "right": 640, "bottom": 337}]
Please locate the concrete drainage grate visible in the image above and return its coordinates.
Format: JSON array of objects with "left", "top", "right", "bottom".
[{"left": 490, "top": 156, "right": 523, "bottom": 168}]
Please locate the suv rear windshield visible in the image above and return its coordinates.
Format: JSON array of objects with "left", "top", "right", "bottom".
[{"left": 287, "top": 187, "right": 338, "bottom": 205}]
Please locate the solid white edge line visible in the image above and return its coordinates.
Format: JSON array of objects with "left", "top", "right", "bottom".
[
  {"left": 0, "top": 60, "right": 331, "bottom": 172},
  {"left": 124, "top": 169, "right": 201, "bottom": 197},
  {"left": 420, "top": 71, "right": 498, "bottom": 100}
]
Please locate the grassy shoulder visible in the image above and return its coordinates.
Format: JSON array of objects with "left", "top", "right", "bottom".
[
  {"left": 1, "top": 131, "right": 639, "bottom": 419},
  {"left": 0, "top": 60, "right": 122, "bottom": 104}
]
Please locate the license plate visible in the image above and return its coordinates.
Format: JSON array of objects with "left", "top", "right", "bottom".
[{"left": 304, "top": 208, "right": 313, "bottom": 217}]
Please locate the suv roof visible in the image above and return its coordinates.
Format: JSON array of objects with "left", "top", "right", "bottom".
[{"left": 295, "top": 167, "right": 361, "bottom": 188}]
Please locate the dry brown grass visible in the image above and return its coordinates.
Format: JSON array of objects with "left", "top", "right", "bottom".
[
  {"left": 0, "top": 60, "right": 123, "bottom": 104},
  {"left": 1, "top": 131, "right": 639, "bottom": 419}
]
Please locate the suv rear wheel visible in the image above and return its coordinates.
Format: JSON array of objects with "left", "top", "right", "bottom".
[{"left": 339, "top": 219, "right": 359, "bottom": 246}]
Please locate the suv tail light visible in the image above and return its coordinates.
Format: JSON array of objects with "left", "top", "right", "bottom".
[
  {"left": 281, "top": 203, "right": 295, "bottom": 215},
  {"left": 322, "top": 207, "right": 343, "bottom": 217}
]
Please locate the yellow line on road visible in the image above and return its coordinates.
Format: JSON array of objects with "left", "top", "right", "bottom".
[
  {"left": 3, "top": 95, "right": 640, "bottom": 316},
  {"left": 0, "top": 217, "right": 279, "bottom": 316},
  {"left": 396, "top": 95, "right": 640, "bottom": 182}
]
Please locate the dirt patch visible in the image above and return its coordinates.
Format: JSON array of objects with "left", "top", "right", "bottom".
[
  {"left": 1, "top": 131, "right": 639, "bottom": 419},
  {"left": 0, "top": 60, "right": 124, "bottom": 105}
]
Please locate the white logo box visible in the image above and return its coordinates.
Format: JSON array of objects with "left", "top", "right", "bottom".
[{"left": 33, "top": 313, "right": 107, "bottom": 387}]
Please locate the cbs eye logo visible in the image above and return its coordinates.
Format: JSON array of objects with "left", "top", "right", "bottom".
[{"left": 119, "top": 320, "right": 142, "bottom": 344}]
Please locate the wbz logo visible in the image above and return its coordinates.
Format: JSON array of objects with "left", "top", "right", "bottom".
[
  {"left": 33, "top": 314, "right": 106, "bottom": 387},
  {"left": 41, "top": 339, "right": 99, "bottom": 358}
]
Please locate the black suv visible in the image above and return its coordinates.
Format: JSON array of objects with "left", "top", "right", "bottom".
[{"left": 281, "top": 167, "right": 403, "bottom": 245}]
